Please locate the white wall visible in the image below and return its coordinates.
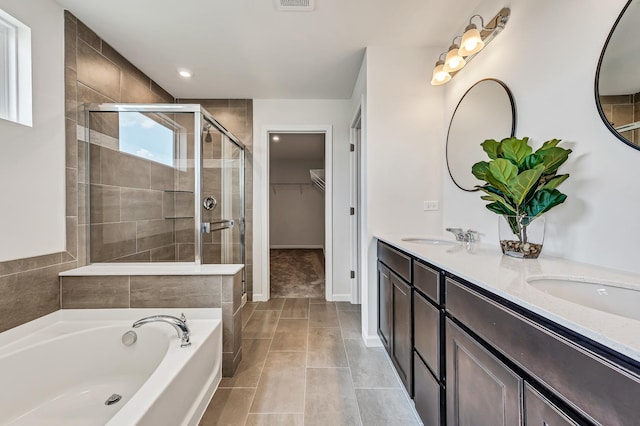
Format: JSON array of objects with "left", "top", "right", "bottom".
[
  {"left": 442, "top": 0, "right": 640, "bottom": 274},
  {"left": 361, "top": 46, "right": 445, "bottom": 343},
  {"left": 253, "top": 99, "right": 352, "bottom": 301},
  {"left": 0, "top": 0, "right": 65, "bottom": 261},
  {"left": 270, "top": 159, "right": 325, "bottom": 248}
]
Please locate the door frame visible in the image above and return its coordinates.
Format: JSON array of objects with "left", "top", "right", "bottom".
[
  {"left": 261, "top": 124, "right": 333, "bottom": 301},
  {"left": 349, "top": 106, "right": 362, "bottom": 304}
]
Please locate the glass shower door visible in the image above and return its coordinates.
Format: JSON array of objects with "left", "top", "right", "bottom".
[{"left": 200, "top": 120, "right": 245, "bottom": 269}]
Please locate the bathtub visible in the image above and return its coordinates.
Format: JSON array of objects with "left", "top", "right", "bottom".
[{"left": 0, "top": 308, "right": 222, "bottom": 425}]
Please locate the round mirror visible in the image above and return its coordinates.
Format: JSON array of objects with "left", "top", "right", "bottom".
[
  {"left": 596, "top": 0, "right": 640, "bottom": 150},
  {"left": 446, "top": 78, "right": 516, "bottom": 191}
]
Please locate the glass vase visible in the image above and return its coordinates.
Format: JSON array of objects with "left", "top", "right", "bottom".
[{"left": 498, "top": 215, "right": 545, "bottom": 259}]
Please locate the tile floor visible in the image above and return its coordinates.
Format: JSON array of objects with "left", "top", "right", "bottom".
[{"left": 199, "top": 298, "right": 421, "bottom": 425}]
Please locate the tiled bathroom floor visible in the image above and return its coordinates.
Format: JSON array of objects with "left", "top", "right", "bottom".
[{"left": 199, "top": 298, "right": 421, "bottom": 425}]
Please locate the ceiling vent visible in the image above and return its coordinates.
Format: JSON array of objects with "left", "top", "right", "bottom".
[{"left": 277, "top": 0, "right": 315, "bottom": 12}]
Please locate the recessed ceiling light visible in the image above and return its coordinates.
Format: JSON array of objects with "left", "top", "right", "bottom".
[
  {"left": 272, "top": 135, "right": 280, "bottom": 142},
  {"left": 178, "top": 69, "right": 192, "bottom": 78}
]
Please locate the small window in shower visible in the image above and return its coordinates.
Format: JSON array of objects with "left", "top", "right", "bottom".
[{"left": 119, "top": 112, "right": 175, "bottom": 167}]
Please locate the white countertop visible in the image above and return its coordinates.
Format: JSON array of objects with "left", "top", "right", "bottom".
[
  {"left": 59, "top": 262, "right": 244, "bottom": 276},
  {"left": 377, "top": 234, "right": 640, "bottom": 363}
]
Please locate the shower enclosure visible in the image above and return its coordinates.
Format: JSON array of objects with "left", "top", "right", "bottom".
[{"left": 83, "top": 104, "right": 245, "bottom": 289}]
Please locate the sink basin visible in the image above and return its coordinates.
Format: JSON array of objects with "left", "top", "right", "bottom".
[
  {"left": 401, "top": 237, "right": 458, "bottom": 246},
  {"left": 527, "top": 276, "right": 640, "bottom": 321}
]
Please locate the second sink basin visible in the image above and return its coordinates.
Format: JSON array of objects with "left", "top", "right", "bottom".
[
  {"left": 527, "top": 276, "right": 640, "bottom": 321},
  {"left": 401, "top": 237, "right": 458, "bottom": 246}
]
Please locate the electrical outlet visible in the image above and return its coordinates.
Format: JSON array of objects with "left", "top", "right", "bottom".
[{"left": 424, "top": 200, "right": 439, "bottom": 211}]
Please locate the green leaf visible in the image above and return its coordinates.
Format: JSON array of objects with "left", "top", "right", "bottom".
[
  {"left": 487, "top": 159, "right": 518, "bottom": 199},
  {"left": 501, "top": 137, "right": 533, "bottom": 167},
  {"left": 488, "top": 159, "right": 518, "bottom": 185},
  {"left": 486, "top": 202, "right": 516, "bottom": 216},
  {"left": 471, "top": 161, "right": 490, "bottom": 181},
  {"left": 508, "top": 165, "right": 545, "bottom": 206},
  {"left": 535, "top": 138, "right": 561, "bottom": 153},
  {"left": 540, "top": 174, "right": 569, "bottom": 191},
  {"left": 481, "top": 139, "right": 501, "bottom": 160},
  {"left": 479, "top": 188, "right": 516, "bottom": 214},
  {"left": 525, "top": 189, "right": 567, "bottom": 218},
  {"left": 522, "top": 153, "right": 543, "bottom": 170},
  {"left": 537, "top": 147, "right": 572, "bottom": 174}
]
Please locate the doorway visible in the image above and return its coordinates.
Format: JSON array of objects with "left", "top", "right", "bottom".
[{"left": 268, "top": 132, "right": 326, "bottom": 298}]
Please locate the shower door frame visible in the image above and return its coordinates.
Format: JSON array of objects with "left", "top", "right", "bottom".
[{"left": 84, "top": 103, "right": 246, "bottom": 272}]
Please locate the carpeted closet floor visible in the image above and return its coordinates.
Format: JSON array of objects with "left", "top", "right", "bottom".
[{"left": 270, "top": 249, "right": 325, "bottom": 298}]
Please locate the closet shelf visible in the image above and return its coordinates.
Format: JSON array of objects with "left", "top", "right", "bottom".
[{"left": 271, "top": 183, "right": 312, "bottom": 195}]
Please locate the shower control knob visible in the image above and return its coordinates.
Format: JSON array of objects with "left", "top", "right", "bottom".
[{"left": 203, "top": 196, "right": 217, "bottom": 211}]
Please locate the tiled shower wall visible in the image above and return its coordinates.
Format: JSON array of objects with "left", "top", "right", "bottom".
[
  {"left": 600, "top": 93, "right": 640, "bottom": 144},
  {"left": 65, "top": 15, "right": 255, "bottom": 294}
]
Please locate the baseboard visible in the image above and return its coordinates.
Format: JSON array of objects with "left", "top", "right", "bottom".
[
  {"left": 269, "top": 245, "right": 324, "bottom": 249},
  {"left": 363, "top": 334, "right": 383, "bottom": 347},
  {"left": 251, "top": 293, "right": 268, "bottom": 302},
  {"left": 330, "top": 294, "right": 353, "bottom": 302}
]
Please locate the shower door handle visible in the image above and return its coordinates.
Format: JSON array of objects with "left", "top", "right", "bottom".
[{"left": 201, "top": 219, "right": 234, "bottom": 233}]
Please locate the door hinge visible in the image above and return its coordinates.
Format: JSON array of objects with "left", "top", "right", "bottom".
[
  {"left": 350, "top": 143, "right": 355, "bottom": 152},
  {"left": 350, "top": 207, "right": 355, "bottom": 215},
  {"left": 350, "top": 270, "right": 355, "bottom": 279}
]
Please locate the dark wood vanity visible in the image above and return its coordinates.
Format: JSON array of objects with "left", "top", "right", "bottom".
[{"left": 377, "top": 240, "right": 640, "bottom": 426}]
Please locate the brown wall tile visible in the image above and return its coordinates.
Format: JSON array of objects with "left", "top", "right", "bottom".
[
  {"left": 137, "top": 219, "right": 174, "bottom": 251},
  {"left": 101, "top": 41, "right": 150, "bottom": 86},
  {"left": 150, "top": 245, "right": 177, "bottom": 262},
  {"left": 0, "top": 262, "right": 76, "bottom": 333},
  {"left": 121, "top": 189, "right": 163, "bottom": 221},
  {"left": 150, "top": 162, "right": 175, "bottom": 191},
  {"left": 61, "top": 276, "right": 129, "bottom": 308},
  {"left": 90, "top": 222, "right": 137, "bottom": 262},
  {"left": 90, "top": 184, "right": 121, "bottom": 223},
  {"left": 65, "top": 167, "right": 77, "bottom": 217},
  {"left": 100, "top": 149, "right": 151, "bottom": 189},
  {"left": 130, "top": 275, "right": 222, "bottom": 308},
  {"left": 64, "top": 12, "right": 77, "bottom": 72},
  {"left": 66, "top": 216, "right": 78, "bottom": 259},
  {"left": 114, "top": 251, "right": 151, "bottom": 262},
  {"left": 77, "top": 40, "right": 121, "bottom": 101},
  {"left": 77, "top": 19, "right": 101, "bottom": 50},
  {"left": 121, "top": 73, "right": 164, "bottom": 103}
]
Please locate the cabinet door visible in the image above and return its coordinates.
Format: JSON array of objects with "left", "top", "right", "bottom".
[
  {"left": 414, "top": 351, "right": 442, "bottom": 426},
  {"left": 525, "top": 385, "right": 579, "bottom": 426},
  {"left": 446, "top": 319, "right": 523, "bottom": 426},
  {"left": 414, "top": 290, "right": 441, "bottom": 379},
  {"left": 392, "top": 272, "right": 412, "bottom": 394},
  {"left": 377, "top": 261, "right": 392, "bottom": 352}
]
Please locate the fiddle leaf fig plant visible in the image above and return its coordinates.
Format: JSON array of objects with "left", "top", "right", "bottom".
[{"left": 472, "top": 137, "right": 572, "bottom": 255}]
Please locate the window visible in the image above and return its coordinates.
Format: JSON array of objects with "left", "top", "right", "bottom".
[
  {"left": 119, "top": 112, "right": 175, "bottom": 167},
  {"left": 0, "top": 8, "right": 31, "bottom": 126}
]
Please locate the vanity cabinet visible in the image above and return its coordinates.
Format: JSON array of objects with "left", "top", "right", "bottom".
[
  {"left": 446, "top": 276, "right": 640, "bottom": 426},
  {"left": 377, "top": 242, "right": 413, "bottom": 394},
  {"left": 377, "top": 238, "right": 640, "bottom": 426}
]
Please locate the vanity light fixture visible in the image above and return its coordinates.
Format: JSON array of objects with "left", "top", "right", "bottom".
[
  {"left": 430, "top": 8, "right": 510, "bottom": 85},
  {"left": 431, "top": 53, "right": 452, "bottom": 86}
]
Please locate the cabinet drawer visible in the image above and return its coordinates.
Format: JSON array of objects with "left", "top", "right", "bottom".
[
  {"left": 414, "top": 290, "right": 440, "bottom": 378},
  {"left": 413, "top": 261, "right": 440, "bottom": 304},
  {"left": 378, "top": 241, "right": 411, "bottom": 283},
  {"left": 447, "top": 278, "right": 640, "bottom": 426},
  {"left": 414, "top": 352, "right": 442, "bottom": 426},
  {"left": 525, "top": 384, "right": 579, "bottom": 426}
]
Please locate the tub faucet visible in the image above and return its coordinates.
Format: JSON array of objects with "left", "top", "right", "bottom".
[
  {"left": 132, "top": 313, "right": 191, "bottom": 348},
  {"left": 446, "top": 228, "right": 479, "bottom": 243}
]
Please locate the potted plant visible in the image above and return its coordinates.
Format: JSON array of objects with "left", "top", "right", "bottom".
[{"left": 471, "top": 137, "right": 572, "bottom": 258}]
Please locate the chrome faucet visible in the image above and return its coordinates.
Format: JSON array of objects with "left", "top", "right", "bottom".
[
  {"left": 446, "top": 228, "right": 479, "bottom": 243},
  {"left": 132, "top": 313, "right": 191, "bottom": 348}
]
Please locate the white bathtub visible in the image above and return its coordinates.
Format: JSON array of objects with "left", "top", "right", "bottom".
[{"left": 0, "top": 308, "right": 222, "bottom": 426}]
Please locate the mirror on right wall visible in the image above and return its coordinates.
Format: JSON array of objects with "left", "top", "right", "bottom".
[{"left": 596, "top": 0, "right": 640, "bottom": 150}]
